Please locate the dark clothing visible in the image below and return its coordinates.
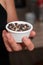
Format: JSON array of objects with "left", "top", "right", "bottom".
[{"left": 0, "top": 4, "right": 10, "bottom": 65}]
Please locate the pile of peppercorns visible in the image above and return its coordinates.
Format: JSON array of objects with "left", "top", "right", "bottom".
[{"left": 8, "top": 23, "right": 30, "bottom": 31}]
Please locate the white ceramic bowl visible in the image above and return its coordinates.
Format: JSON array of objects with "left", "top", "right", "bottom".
[{"left": 6, "top": 21, "right": 33, "bottom": 43}]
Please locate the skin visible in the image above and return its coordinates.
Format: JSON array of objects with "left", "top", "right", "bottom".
[
  {"left": 2, "top": 30, "right": 36, "bottom": 52},
  {"left": 0, "top": 0, "right": 36, "bottom": 52},
  {"left": 0, "top": 0, "right": 18, "bottom": 22}
]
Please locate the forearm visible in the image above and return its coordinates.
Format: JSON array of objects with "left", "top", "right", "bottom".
[
  {"left": 6, "top": 0, "right": 18, "bottom": 22},
  {"left": 7, "top": 10, "right": 18, "bottom": 22}
]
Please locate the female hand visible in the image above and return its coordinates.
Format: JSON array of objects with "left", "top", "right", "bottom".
[{"left": 2, "top": 30, "right": 36, "bottom": 52}]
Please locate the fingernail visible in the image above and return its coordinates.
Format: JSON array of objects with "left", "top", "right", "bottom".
[{"left": 28, "top": 44, "right": 34, "bottom": 51}]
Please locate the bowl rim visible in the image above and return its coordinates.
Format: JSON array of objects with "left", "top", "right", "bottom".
[{"left": 6, "top": 21, "right": 33, "bottom": 33}]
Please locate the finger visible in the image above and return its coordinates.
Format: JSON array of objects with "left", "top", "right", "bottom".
[
  {"left": 5, "top": 30, "right": 22, "bottom": 51},
  {"left": 22, "top": 36, "right": 34, "bottom": 51},
  {"left": 30, "top": 31, "right": 36, "bottom": 37},
  {"left": 2, "top": 30, "right": 12, "bottom": 52}
]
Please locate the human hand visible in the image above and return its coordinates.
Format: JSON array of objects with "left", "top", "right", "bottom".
[{"left": 2, "top": 30, "right": 36, "bottom": 52}]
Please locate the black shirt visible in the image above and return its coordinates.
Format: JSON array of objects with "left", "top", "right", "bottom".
[{"left": 0, "top": 4, "right": 10, "bottom": 65}]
